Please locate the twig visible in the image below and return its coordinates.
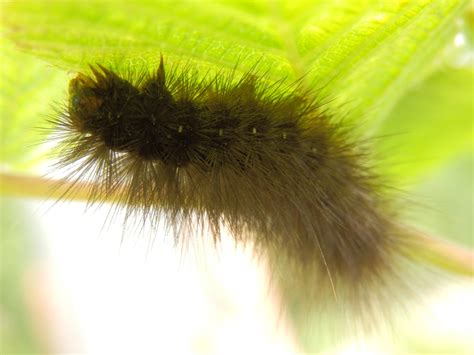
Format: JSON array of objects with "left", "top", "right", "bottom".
[
  {"left": 1, "top": 171, "right": 472, "bottom": 276},
  {"left": 398, "top": 224, "right": 473, "bottom": 277}
]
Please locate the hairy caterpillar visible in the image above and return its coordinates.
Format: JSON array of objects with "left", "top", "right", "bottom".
[{"left": 50, "top": 56, "right": 416, "bottom": 330}]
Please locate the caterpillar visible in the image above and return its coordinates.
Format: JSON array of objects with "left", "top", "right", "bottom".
[{"left": 50, "top": 56, "right": 415, "bottom": 331}]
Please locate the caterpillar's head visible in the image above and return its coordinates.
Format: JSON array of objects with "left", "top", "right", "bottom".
[
  {"left": 68, "top": 57, "right": 173, "bottom": 135},
  {"left": 68, "top": 65, "right": 141, "bottom": 151},
  {"left": 68, "top": 72, "right": 103, "bottom": 133},
  {"left": 67, "top": 59, "right": 179, "bottom": 158}
]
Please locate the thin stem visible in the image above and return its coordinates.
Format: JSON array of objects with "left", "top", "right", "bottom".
[
  {"left": 1, "top": 171, "right": 472, "bottom": 276},
  {"left": 0, "top": 171, "right": 119, "bottom": 202},
  {"left": 398, "top": 224, "right": 473, "bottom": 277}
]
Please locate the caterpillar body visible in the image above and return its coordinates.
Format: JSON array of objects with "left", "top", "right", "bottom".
[{"left": 52, "top": 56, "right": 410, "bottom": 327}]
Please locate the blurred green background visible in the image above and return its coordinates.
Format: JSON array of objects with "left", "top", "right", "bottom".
[{"left": 1, "top": 0, "right": 472, "bottom": 354}]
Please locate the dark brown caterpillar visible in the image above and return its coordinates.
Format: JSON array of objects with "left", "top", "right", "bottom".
[{"left": 51, "top": 56, "right": 414, "bottom": 330}]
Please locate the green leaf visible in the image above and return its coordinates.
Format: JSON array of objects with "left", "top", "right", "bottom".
[
  {"left": 374, "top": 67, "right": 473, "bottom": 183},
  {"left": 3, "top": 0, "right": 468, "bottom": 126},
  {"left": 0, "top": 37, "right": 68, "bottom": 169},
  {"left": 407, "top": 153, "right": 473, "bottom": 247}
]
